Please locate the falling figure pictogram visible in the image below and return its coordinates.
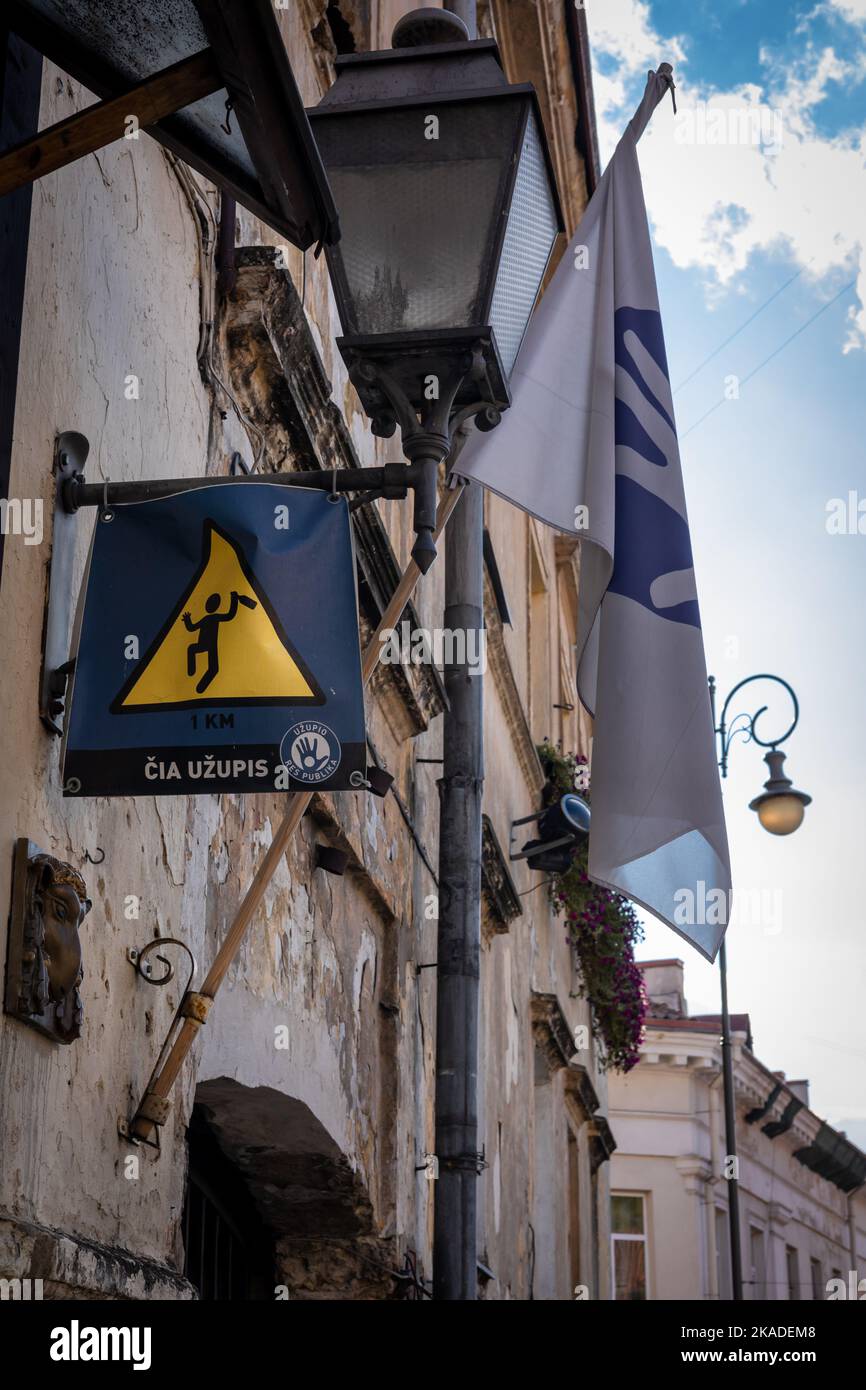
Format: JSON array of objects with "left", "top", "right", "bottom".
[
  {"left": 183, "top": 591, "right": 257, "bottom": 693},
  {"left": 111, "top": 520, "right": 325, "bottom": 711}
]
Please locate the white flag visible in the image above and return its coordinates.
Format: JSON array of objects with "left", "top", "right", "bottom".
[{"left": 453, "top": 66, "right": 731, "bottom": 960}]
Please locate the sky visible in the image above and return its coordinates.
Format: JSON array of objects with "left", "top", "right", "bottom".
[{"left": 585, "top": 0, "right": 866, "bottom": 1139}]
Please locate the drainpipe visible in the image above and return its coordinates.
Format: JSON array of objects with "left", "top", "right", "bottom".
[
  {"left": 433, "top": 0, "right": 482, "bottom": 1304},
  {"left": 848, "top": 1187, "right": 863, "bottom": 1284},
  {"left": 216, "top": 191, "right": 236, "bottom": 298}
]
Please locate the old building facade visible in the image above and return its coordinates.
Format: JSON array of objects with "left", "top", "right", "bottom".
[
  {"left": 0, "top": 2, "right": 612, "bottom": 1299},
  {"left": 609, "top": 961, "right": 866, "bottom": 1301}
]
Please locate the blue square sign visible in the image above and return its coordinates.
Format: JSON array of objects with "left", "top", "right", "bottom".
[{"left": 62, "top": 483, "right": 367, "bottom": 795}]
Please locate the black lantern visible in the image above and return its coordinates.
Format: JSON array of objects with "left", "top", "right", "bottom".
[
  {"left": 510, "top": 792, "right": 591, "bottom": 874},
  {"left": 308, "top": 8, "right": 563, "bottom": 569}
]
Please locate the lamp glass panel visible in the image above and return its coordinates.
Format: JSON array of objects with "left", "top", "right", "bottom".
[
  {"left": 315, "top": 101, "right": 523, "bottom": 334},
  {"left": 489, "top": 108, "right": 559, "bottom": 377}
]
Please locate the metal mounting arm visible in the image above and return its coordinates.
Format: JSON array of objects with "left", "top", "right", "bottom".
[
  {"left": 340, "top": 328, "right": 506, "bottom": 572},
  {"left": 709, "top": 672, "right": 800, "bottom": 778}
]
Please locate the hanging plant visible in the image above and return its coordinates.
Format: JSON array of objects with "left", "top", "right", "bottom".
[{"left": 537, "top": 741, "right": 647, "bottom": 1073}]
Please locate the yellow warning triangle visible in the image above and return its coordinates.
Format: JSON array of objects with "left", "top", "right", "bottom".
[{"left": 113, "top": 522, "right": 324, "bottom": 711}]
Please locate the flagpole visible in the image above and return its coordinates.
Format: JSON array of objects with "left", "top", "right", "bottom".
[{"left": 130, "top": 482, "right": 465, "bottom": 1142}]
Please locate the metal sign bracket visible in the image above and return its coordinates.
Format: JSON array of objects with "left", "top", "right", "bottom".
[{"left": 39, "top": 431, "right": 89, "bottom": 737}]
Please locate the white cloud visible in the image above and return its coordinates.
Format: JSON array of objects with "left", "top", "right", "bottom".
[
  {"left": 586, "top": 1, "right": 866, "bottom": 350},
  {"left": 829, "top": 0, "right": 866, "bottom": 21}
]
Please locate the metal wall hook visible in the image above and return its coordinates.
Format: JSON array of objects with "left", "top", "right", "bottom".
[{"left": 83, "top": 847, "right": 105, "bottom": 865}]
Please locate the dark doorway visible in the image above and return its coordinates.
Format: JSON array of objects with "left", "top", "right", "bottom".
[{"left": 182, "top": 1105, "right": 274, "bottom": 1300}]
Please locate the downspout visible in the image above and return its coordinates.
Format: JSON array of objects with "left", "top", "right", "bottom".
[
  {"left": 433, "top": 0, "right": 483, "bottom": 1303},
  {"left": 216, "top": 191, "right": 237, "bottom": 298},
  {"left": 708, "top": 1068, "right": 725, "bottom": 1299},
  {"left": 849, "top": 1186, "right": 863, "bottom": 1283}
]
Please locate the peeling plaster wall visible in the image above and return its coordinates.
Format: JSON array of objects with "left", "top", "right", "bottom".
[
  {"left": 0, "top": 65, "right": 211, "bottom": 1274},
  {"left": 1, "top": 2, "right": 613, "bottom": 1301}
]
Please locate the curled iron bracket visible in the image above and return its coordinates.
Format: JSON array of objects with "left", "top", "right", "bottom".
[
  {"left": 83, "top": 846, "right": 105, "bottom": 865},
  {"left": 709, "top": 673, "right": 800, "bottom": 778},
  {"left": 128, "top": 937, "right": 196, "bottom": 988}
]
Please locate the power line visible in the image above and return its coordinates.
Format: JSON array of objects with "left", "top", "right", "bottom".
[
  {"left": 680, "top": 279, "right": 857, "bottom": 439},
  {"left": 673, "top": 266, "right": 805, "bottom": 394},
  {"left": 804, "top": 1033, "right": 866, "bottom": 1061}
]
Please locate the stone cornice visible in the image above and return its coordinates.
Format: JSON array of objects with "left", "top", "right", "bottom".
[
  {"left": 638, "top": 1021, "right": 846, "bottom": 1160},
  {"left": 565, "top": 1062, "right": 601, "bottom": 1122},
  {"left": 480, "top": 814, "right": 522, "bottom": 939},
  {"left": 588, "top": 1116, "right": 617, "bottom": 1171},
  {"left": 0, "top": 1212, "right": 195, "bottom": 1300},
  {"left": 531, "top": 991, "right": 576, "bottom": 1073},
  {"left": 675, "top": 1155, "right": 713, "bottom": 1195}
]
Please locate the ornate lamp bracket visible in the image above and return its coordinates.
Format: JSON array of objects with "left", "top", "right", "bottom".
[
  {"left": 709, "top": 673, "right": 800, "bottom": 778},
  {"left": 341, "top": 332, "right": 506, "bottom": 571}
]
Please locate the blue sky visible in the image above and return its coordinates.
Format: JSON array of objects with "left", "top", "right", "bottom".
[{"left": 586, "top": 0, "right": 866, "bottom": 1137}]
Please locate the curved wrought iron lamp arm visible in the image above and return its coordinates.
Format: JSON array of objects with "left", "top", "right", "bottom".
[{"left": 709, "top": 672, "right": 800, "bottom": 777}]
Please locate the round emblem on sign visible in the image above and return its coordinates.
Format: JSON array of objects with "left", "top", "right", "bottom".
[{"left": 280, "top": 720, "right": 342, "bottom": 784}]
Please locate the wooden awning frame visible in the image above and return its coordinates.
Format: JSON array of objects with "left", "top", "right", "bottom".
[{"left": 1, "top": 0, "right": 339, "bottom": 251}]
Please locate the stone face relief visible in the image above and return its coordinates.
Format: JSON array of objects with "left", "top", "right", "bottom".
[{"left": 5, "top": 839, "right": 91, "bottom": 1044}]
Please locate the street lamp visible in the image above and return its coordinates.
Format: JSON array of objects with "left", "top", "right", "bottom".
[
  {"left": 708, "top": 671, "right": 811, "bottom": 1302},
  {"left": 711, "top": 673, "right": 812, "bottom": 835},
  {"left": 749, "top": 750, "right": 811, "bottom": 836},
  {"left": 308, "top": 7, "right": 563, "bottom": 570}
]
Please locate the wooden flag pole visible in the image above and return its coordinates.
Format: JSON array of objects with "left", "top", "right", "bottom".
[{"left": 130, "top": 482, "right": 465, "bottom": 1142}]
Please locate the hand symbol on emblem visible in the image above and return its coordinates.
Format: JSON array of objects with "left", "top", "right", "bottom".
[{"left": 295, "top": 735, "right": 329, "bottom": 772}]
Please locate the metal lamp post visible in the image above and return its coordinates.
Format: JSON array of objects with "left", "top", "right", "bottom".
[
  {"left": 307, "top": 6, "right": 563, "bottom": 570},
  {"left": 708, "top": 673, "right": 811, "bottom": 1301},
  {"left": 310, "top": 7, "right": 564, "bottom": 1299}
]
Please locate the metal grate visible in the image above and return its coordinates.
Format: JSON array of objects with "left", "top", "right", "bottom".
[{"left": 182, "top": 1110, "right": 274, "bottom": 1300}]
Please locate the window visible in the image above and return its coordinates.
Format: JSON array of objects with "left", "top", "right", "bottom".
[
  {"left": 749, "top": 1226, "right": 766, "bottom": 1300},
  {"left": 528, "top": 523, "right": 550, "bottom": 734},
  {"left": 810, "top": 1257, "right": 823, "bottom": 1301},
  {"left": 786, "top": 1246, "right": 800, "bottom": 1300},
  {"left": 567, "top": 1130, "right": 581, "bottom": 1293},
  {"left": 483, "top": 528, "right": 512, "bottom": 625},
  {"left": 611, "top": 1193, "right": 648, "bottom": 1300}
]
